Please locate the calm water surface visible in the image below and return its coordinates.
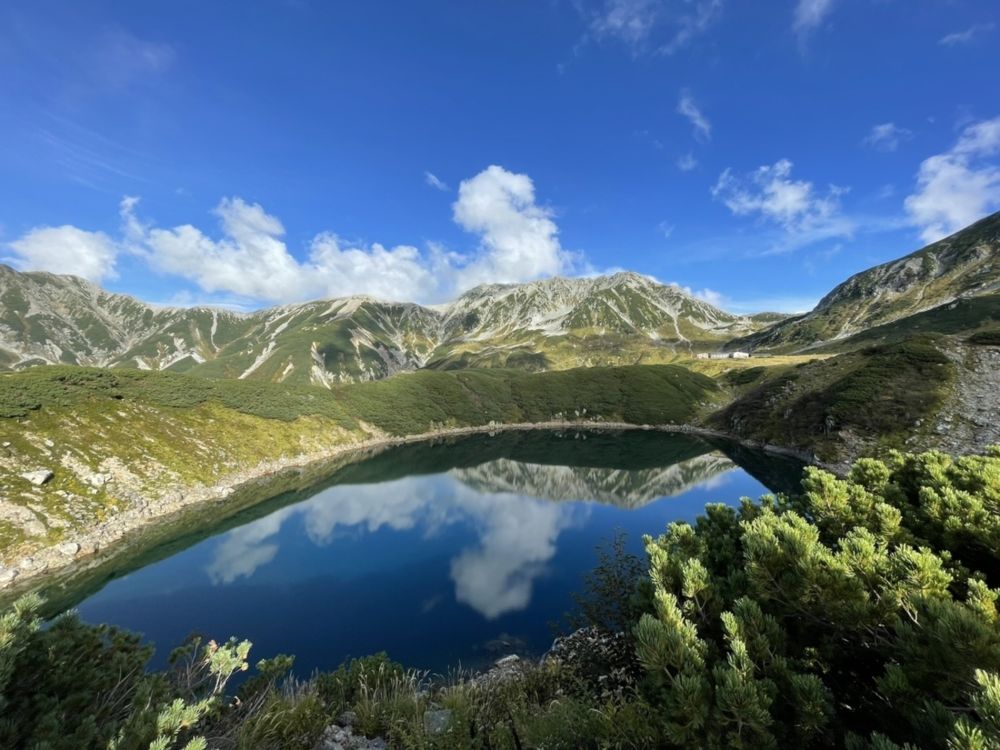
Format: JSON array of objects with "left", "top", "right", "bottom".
[{"left": 71, "top": 430, "right": 803, "bottom": 674}]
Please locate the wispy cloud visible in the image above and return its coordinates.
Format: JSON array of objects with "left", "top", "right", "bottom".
[
  {"left": 92, "top": 27, "right": 175, "bottom": 90},
  {"left": 904, "top": 116, "right": 1000, "bottom": 242},
  {"left": 659, "top": 0, "right": 723, "bottom": 55},
  {"left": 677, "top": 90, "right": 711, "bottom": 142},
  {"left": 793, "top": 0, "right": 836, "bottom": 36},
  {"left": 676, "top": 152, "right": 698, "bottom": 171},
  {"left": 864, "top": 122, "right": 913, "bottom": 152},
  {"left": 939, "top": 22, "right": 995, "bottom": 46},
  {"left": 583, "top": 0, "right": 723, "bottom": 56},
  {"left": 424, "top": 171, "right": 449, "bottom": 191}
]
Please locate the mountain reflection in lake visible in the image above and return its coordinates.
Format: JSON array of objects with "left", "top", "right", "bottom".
[{"left": 73, "top": 430, "right": 803, "bottom": 674}]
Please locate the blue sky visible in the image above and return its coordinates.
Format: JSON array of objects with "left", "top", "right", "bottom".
[{"left": 1, "top": 0, "right": 998, "bottom": 313}]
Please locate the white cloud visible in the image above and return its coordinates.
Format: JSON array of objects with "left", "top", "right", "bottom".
[
  {"left": 939, "top": 23, "right": 995, "bottom": 46},
  {"left": 712, "top": 159, "right": 848, "bottom": 237},
  {"left": 793, "top": 0, "right": 836, "bottom": 35},
  {"left": 659, "top": 0, "right": 723, "bottom": 54},
  {"left": 586, "top": 0, "right": 722, "bottom": 55},
  {"left": 452, "top": 165, "right": 572, "bottom": 289},
  {"left": 904, "top": 116, "right": 1000, "bottom": 243},
  {"left": 676, "top": 152, "right": 698, "bottom": 171},
  {"left": 424, "top": 171, "right": 449, "bottom": 191},
  {"left": 683, "top": 285, "right": 725, "bottom": 307},
  {"left": 864, "top": 122, "right": 913, "bottom": 152},
  {"left": 590, "top": 0, "right": 660, "bottom": 48},
  {"left": 5, "top": 225, "right": 118, "bottom": 282},
  {"left": 658, "top": 221, "right": 675, "bottom": 238},
  {"left": 125, "top": 195, "right": 443, "bottom": 303},
  {"left": 677, "top": 91, "right": 711, "bottom": 142},
  {"left": 66, "top": 165, "right": 575, "bottom": 306}
]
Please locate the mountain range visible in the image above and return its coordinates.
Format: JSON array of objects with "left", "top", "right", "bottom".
[
  {"left": 1, "top": 210, "right": 998, "bottom": 384},
  {"left": 0, "top": 267, "right": 773, "bottom": 385}
]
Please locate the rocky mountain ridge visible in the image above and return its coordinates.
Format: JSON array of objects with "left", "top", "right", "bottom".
[
  {"left": 0, "top": 268, "right": 765, "bottom": 385},
  {"left": 729, "top": 210, "right": 1000, "bottom": 352}
]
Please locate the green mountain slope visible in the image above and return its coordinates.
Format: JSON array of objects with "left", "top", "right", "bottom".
[
  {"left": 0, "top": 268, "right": 771, "bottom": 384},
  {"left": 709, "top": 339, "right": 957, "bottom": 462},
  {"left": 729, "top": 211, "right": 1000, "bottom": 353}
]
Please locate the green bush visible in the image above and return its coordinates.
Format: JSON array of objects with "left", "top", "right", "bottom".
[
  {"left": 635, "top": 446, "right": 1000, "bottom": 748},
  {"left": 0, "top": 597, "right": 251, "bottom": 750}
]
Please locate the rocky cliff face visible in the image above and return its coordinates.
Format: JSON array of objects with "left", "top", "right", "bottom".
[{"left": 0, "top": 268, "right": 764, "bottom": 384}]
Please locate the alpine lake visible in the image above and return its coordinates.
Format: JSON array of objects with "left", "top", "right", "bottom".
[{"left": 48, "top": 430, "right": 806, "bottom": 675}]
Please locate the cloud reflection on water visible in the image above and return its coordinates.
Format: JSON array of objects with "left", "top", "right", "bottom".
[{"left": 205, "top": 452, "right": 736, "bottom": 617}]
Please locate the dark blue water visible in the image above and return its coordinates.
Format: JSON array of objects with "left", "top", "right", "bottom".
[{"left": 72, "top": 430, "right": 803, "bottom": 674}]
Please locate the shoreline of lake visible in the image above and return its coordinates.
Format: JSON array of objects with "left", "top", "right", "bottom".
[{"left": 0, "top": 420, "right": 822, "bottom": 599}]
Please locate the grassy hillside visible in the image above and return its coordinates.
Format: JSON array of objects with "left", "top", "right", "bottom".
[
  {"left": 709, "top": 339, "right": 956, "bottom": 462},
  {"left": 811, "top": 292, "right": 1000, "bottom": 353},
  {"left": 337, "top": 364, "right": 719, "bottom": 435},
  {"left": 0, "top": 364, "right": 720, "bottom": 566}
]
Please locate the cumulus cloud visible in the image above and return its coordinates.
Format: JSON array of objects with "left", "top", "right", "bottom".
[
  {"left": 452, "top": 165, "right": 571, "bottom": 290},
  {"left": 5, "top": 225, "right": 118, "bottom": 282},
  {"left": 677, "top": 91, "right": 711, "bottom": 142},
  {"left": 586, "top": 0, "right": 722, "bottom": 55},
  {"left": 904, "top": 116, "right": 1000, "bottom": 243},
  {"left": 424, "top": 171, "right": 449, "bottom": 191},
  {"left": 864, "top": 122, "right": 913, "bottom": 152},
  {"left": 712, "top": 159, "right": 848, "bottom": 238},
  {"left": 122, "top": 194, "right": 448, "bottom": 303},
  {"left": 793, "top": 0, "right": 836, "bottom": 35},
  {"left": 15, "top": 165, "right": 575, "bottom": 306},
  {"left": 939, "top": 23, "right": 994, "bottom": 46}
]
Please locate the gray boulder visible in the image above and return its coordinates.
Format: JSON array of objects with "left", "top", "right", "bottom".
[{"left": 21, "top": 469, "right": 54, "bottom": 486}]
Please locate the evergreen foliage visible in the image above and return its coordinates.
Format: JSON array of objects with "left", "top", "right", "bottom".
[
  {"left": 2, "top": 447, "right": 999, "bottom": 748},
  {"left": 636, "top": 447, "right": 1000, "bottom": 747}
]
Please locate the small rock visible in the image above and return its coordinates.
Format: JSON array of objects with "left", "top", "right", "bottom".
[
  {"left": 423, "top": 708, "right": 452, "bottom": 735},
  {"left": 43, "top": 439, "right": 55, "bottom": 448},
  {"left": 1, "top": 441, "right": 10, "bottom": 448},
  {"left": 57, "top": 542, "right": 80, "bottom": 557},
  {"left": 85, "top": 473, "right": 109, "bottom": 488},
  {"left": 337, "top": 710, "right": 356, "bottom": 727},
  {"left": 0, "top": 567, "right": 17, "bottom": 586},
  {"left": 21, "top": 469, "right": 54, "bottom": 486},
  {"left": 494, "top": 654, "right": 520, "bottom": 668}
]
